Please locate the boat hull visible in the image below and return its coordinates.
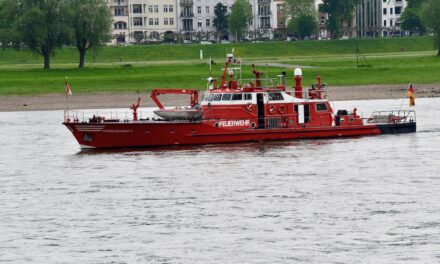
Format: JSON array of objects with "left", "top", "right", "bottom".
[{"left": 63, "top": 121, "right": 416, "bottom": 149}]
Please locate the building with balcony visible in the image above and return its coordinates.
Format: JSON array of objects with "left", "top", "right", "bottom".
[
  {"left": 381, "top": 0, "right": 407, "bottom": 37},
  {"left": 107, "top": 0, "right": 130, "bottom": 44}
]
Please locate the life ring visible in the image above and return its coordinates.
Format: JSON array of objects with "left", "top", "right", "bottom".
[
  {"left": 278, "top": 105, "right": 286, "bottom": 114},
  {"left": 246, "top": 103, "right": 254, "bottom": 112},
  {"left": 269, "top": 105, "right": 276, "bottom": 114}
]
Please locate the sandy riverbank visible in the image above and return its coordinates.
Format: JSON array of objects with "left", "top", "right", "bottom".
[{"left": 0, "top": 84, "right": 439, "bottom": 112}]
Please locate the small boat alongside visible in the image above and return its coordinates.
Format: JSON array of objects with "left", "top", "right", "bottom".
[{"left": 63, "top": 50, "right": 416, "bottom": 149}]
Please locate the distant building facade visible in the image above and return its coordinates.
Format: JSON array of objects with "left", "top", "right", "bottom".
[
  {"left": 106, "top": 0, "right": 407, "bottom": 44},
  {"left": 108, "top": 0, "right": 130, "bottom": 44},
  {"left": 381, "top": 0, "right": 407, "bottom": 37},
  {"left": 355, "top": 0, "right": 407, "bottom": 38}
]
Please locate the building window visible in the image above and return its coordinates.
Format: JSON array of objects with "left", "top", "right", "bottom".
[
  {"left": 197, "top": 6, "right": 201, "bottom": 14},
  {"left": 395, "top": 7, "right": 402, "bottom": 15},
  {"left": 164, "top": 5, "right": 168, "bottom": 12},
  {"left": 170, "top": 18, "right": 174, "bottom": 25},
  {"left": 164, "top": 18, "right": 169, "bottom": 25},
  {"left": 114, "top": 7, "right": 125, "bottom": 16},
  {"left": 169, "top": 5, "right": 174, "bottom": 12},
  {"left": 154, "top": 5, "right": 159, "bottom": 13},
  {"left": 390, "top": 8, "right": 393, "bottom": 15},
  {"left": 148, "top": 5, "right": 153, "bottom": 13},
  {"left": 206, "top": 6, "right": 209, "bottom": 13},
  {"left": 155, "top": 18, "right": 159, "bottom": 25},
  {"left": 383, "top": 8, "right": 387, "bottom": 15},
  {"left": 390, "top": 20, "right": 393, "bottom": 26},
  {"left": 133, "top": 17, "right": 142, "bottom": 26},
  {"left": 132, "top": 4, "right": 142, "bottom": 14},
  {"left": 114, "top": 21, "right": 127, "bottom": 29},
  {"left": 198, "top": 20, "right": 202, "bottom": 27},
  {"left": 149, "top": 18, "right": 153, "bottom": 26},
  {"left": 384, "top": 20, "right": 387, "bottom": 27},
  {"left": 206, "top": 19, "right": 210, "bottom": 27}
]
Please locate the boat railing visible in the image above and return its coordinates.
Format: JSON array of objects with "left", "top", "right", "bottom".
[
  {"left": 238, "top": 77, "right": 285, "bottom": 90},
  {"left": 363, "top": 110, "right": 416, "bottom": 125},
  {"left": 64, "top": 109, "right": 201, "bottom": 124},
  {"left": 63, "top": 110, "right": 155, "bottom": 123}
]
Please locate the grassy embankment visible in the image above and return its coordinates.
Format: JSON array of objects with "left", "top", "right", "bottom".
[{"left": 0, "top": 37, "right": 438, "bottom": 96}]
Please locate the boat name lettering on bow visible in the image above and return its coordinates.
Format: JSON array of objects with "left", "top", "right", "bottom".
[{"left": 218, "top": 120, "right": 250, "bottom": 127}]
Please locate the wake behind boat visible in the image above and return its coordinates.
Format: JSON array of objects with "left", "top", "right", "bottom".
[{"left": 63, "top": 50, "right": 416, "bottom": 149}]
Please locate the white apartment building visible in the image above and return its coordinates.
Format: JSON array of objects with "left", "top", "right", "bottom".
[
  {"left": 177, "top": 0, "right": 275, "bottom": 41},
  {"left": 107, "top": 0, "right": 407, "bottom": 44},
  {"left": 107, "top": 0, "right": 130, "bottom": 44},
  {"left": 129, "top": 0, "right": 177, "bottom": 41},
  {"left": 381, "top": 0, "right": 407, "bottom": 37},
  {"left": 177, "top": 0, "right": 233, "bottom": 33},
  {"left": 107, "top": 0, "right": 178, "bottom": 44}
]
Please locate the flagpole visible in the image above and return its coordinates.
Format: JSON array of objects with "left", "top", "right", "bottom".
[{"left": 65, "top": 76, "right": 70, "bottom": 122}]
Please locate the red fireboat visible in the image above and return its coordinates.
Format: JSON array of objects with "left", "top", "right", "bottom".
[{"left": 63, "top": 51, "right": 416, "bottom": 149}]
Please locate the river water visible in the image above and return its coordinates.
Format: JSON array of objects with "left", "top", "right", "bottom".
[{"left": 0, "top": 98, "right": 439, "bottom": 263}]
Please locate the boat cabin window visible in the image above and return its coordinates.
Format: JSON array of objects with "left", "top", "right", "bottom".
[
  {"left": 232, "top": 94, "right": 243, "bottom": 100},
  {"left": 214, "top": 94, "right": 222, "bottom": 101},
  {"left": 268, "top": 92, "right": 284, "bottom": 101},
  {"left": 204, "top": 94, "right": 215, "bottom": 102},
  {"left": 222, "top": 93, "right": 232, "bottom": 101},
  {"left": 244, "top": 93, "right": 252, "bottom": 100},
  {"left": 316, "top": 103, "right": 328, "bottom": 111}
]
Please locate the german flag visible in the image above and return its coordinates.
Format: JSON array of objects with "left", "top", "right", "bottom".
[{"left": 406, "top": 83, "right": 415, "bottom": 107}]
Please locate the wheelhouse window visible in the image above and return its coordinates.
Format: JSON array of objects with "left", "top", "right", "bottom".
[
  {"left": 213, "top": 94, "right": 222, "bottom": 101},
  {"left": 204, "top": 94, "right": 214, "bottom": 101},
  {"left": 316, "top": 103, "right": 328, "bottom": 111},
  {"left": 232, "top": 94, "right": 243, "bottom": 100},
  {"left": 244, "top": 93, "right": 252, "bottom": 100},
  {"left": 222, "top": 94, "right": 232, "bottom": 101},
  {"left": 268, "top": 92, "right": 284, "bottom": 101}
]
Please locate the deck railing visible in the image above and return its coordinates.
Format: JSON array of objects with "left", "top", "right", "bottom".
[{"left": 364, "top": 110, "right": 416, "bottom": 125}]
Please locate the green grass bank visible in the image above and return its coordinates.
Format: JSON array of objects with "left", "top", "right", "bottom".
[{"left": 0, "top": 37, "right": 438, "bottom": 96}]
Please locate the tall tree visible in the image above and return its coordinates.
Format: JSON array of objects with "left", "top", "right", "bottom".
[
  {"left": 407, "top": 0, "right": 427, "bottom": 9},
  {"left": 0, "top": 0, "right": 19, "bottom": 48},
  {"left": 422, "top": 0, "right": 440, "bottom": 56},
  {"left": 288, "top": 14, "right": 318, "bottom": 40},
  {"left": 213, "top": 2, "right": 228, "bottom": 41},
  {"left": 68, "top": 0, "right": 112, "bottom": 68},
  {"left": 402, "top": 0, "right": 427, "bottom": 35},
  {"left": 284, "top": 0, "right": 316, "bottom": 20},
  {"left": 320, "top": 0, "right": 355, "bottom": 39},
  {"left": 284, "top": 0, "right": 317, "bottom": 39},
  {"left": 401, "top": 9, "right": 426, "bottom": 35},
  {"left": 228, "top": 0, "right": 252, "bottom": 42},
  {"left": 0, "top": 0, "right": 70, "bottom": 69}
]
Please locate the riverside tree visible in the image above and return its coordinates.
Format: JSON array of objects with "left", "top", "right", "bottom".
[
  {"left": 320, "top": 0, "right": 356, "bottom": 39},
  {"left": 284, "top": 0, "right": 317, "bottom": 39},
  {"left": 402, "top": 0, "right": 427, "bottom": 35},
  {"left": 423, "top": 0, "right": 440, "bottom": 56},
  {"left": 289, "top": 14, "right": 318, "bottom": 40},
  {"left": 67, "top": 0, "right": 112, "bottom": 68},
  {"left": 0, "top": 0, "right": 18, "bottom": 48},
  {"left": 213, "top": 2, "right": 228, "bottom": 41},
  {"left": 0, "top": 0, "right": 69, "bottom": 69},
  {"left": 228, "top": 0, "right": 252, "bottom": 42}
]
